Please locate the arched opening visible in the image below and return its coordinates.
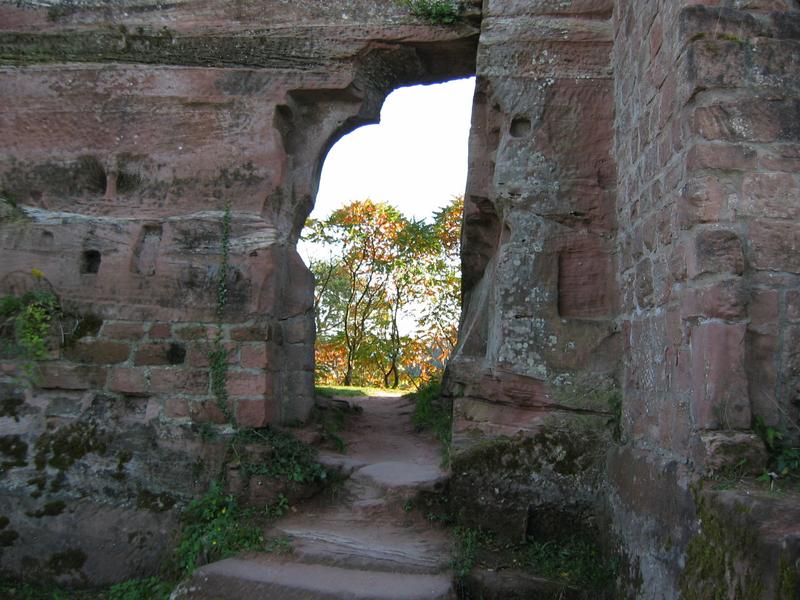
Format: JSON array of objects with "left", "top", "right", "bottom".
[{"left": 300, "top": 77, "right": 475, "bottom": 392}]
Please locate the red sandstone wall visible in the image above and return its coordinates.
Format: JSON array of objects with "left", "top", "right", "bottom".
[
  {"left": 447, "top": 0, "right": 619, "bottom": 443},
  {"left": 611, "top": 0, "right": 800, "bottom": 595},
  {"left": 0, "top": 0, "right": 478, "bottom": 584}
]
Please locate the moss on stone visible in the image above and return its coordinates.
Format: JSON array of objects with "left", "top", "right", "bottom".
[
  {"left": 33, "top": 421, "right": 107, "bottom": 472},
  {"left": 137, "top": 489, "right": 176, "bottom": 513},
  {"left": 679, "top": 495, "right": 763, "bottom": 600},
  {"left": 0, "top": 435, "right": 28, "bottom": 470},
  {"left": 779, "top": 554, "right": 799, "bottom": 600},
  {"left": 112, "top": 449, "right": 133, "bottom": 480},
  {"left": 47, "top": 548, "right": 87, "bottom": 574},
  {"left": 0, "top": 391, "right": 25, "bottom": 421},
  {"left": 25, "top": 500, "right": 66, "bottom": 518},
  {"left": 0, "top": 529, "right": 19, "bottom": 547}
]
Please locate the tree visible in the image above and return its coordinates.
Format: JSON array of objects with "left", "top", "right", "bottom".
[
  {"left": 304, "top": 196, "right": 463, "bottom": 389},
  {"left": 305, "top": 200, "right": 406, "bottom": 386}
]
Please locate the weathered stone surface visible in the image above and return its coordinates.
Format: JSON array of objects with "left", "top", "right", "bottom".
[{"left": 1, "top": 0, "right": 799, "bottom": 595}]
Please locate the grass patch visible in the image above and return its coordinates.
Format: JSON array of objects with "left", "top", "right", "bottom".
[
  {"left": 400, "top": 0, "right": 463, "bottom": 24},
  {"left": 310, "top": 400, "right": 363, "bottom": 452},
  {"left": 173, "top": 481, "right": 292, "bottom": 575},
  {"left": 315, "top": 384, "right": 407, "bottom": 398},
  {"left": 451, "top": 527, "right": 617, "bottom": 592},
  {"left": 229, "top": 427, "right": 328, "bottom": 484},
  {"left": 409, "top": 379, "right": 452, "bottom": 463},
  {"left": 0, "top": 577, "right": 173, "bottom": 599}
]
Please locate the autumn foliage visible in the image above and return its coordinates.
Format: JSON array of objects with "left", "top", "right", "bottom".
[{"left": 304, "top": 197, "right": 462, "bottom": 389}]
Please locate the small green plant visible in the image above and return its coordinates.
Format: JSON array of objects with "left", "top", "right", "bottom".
[
  {"left": 409, "top": 379, "right": 452, "bottom": 464},
  {"left": 754, "top": 416, "right": 800, "bottom": 482},
  {"left": 265, "top": 493, "right": 290, "bottom": 519},
  {"left": 451, "top": 526, "right": 486, "bottom": 578},
  {"left": 0, "top": 289, "right": 59, "bottom": 381},
  {"left": 519, "top": 537, "right": 616, "bottom": 589},
  {"left": 231, "top": 428, "right": 328, "bottom": 484},
  {"left": 400, "top": 0, "right": 463, "bottom": 25},
  {"left": 173, "top": 481, "right": 269, "bottom": 575},
  {"left": 106, "top": 577, "right": 173, "bottom": 600}
]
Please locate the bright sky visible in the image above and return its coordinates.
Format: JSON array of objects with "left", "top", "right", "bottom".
[{"left": 308, "top": 76, "right": 475, "bottom": 224}]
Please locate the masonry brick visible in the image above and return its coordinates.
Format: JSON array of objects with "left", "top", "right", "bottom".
[
  {"left": 164, "top": 397, "right": 190, "bottom": 419},
  {"left": 235, "top": 399, "right": 277, "bottom": 428},
  {"left": 690, "top": 322, "right": 750, "bottom": 430},
  {"left": 748, "top": 220, "right": 800, "bottom": 273},
  {"left": 150, "top": 368, "right": 209, "bottom": 395},
  {"left": 107, "top": 367, "right": 148, "bottom": 395},
  {"left": 226, "top": 372, "right": 269, "bottom": 398},
  {"left": 63, "top": 340, "right": 130, "bottom": 365},
  {"left": 148, "top": 323, "right": 172, "bottom": 339},
  {"left": 240, "top": 343, "right": 270, "bottom": 369},
  {"left": 134, "top": 342, "right": 187, "bottom": 366},
  {"left": 100, "top": 322, "right": 146, "bottom": 340},
  {"left": 739, "top": 172, "right": 800, "bottom": 220},
  {"left": 686, "top": 143, "right": 756, "bottom": 172},
  {"left": 189, "top": 400, "right": 228, "bottom": 425},
  {"left": 687, "top": 229, "right": 744, "bottom": 279},
  {"left": 39, "top": 364, "right": 107, "bottom": 390},
  {"left": 681, "top": 279, "right": 747, "bottom": 321},
  {"left": 230, "top": 324, "right": 267, "bottom": 342}
]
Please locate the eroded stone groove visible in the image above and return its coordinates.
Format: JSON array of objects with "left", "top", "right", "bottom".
[{"left": 1, "top": 0, "right": 799, "bottom": 597}]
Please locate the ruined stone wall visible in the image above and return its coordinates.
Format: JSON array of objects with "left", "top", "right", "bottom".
[
  {"left": 1, "top": 0, "right": 798, "bottom": 595},
  {"left": 609, "top": 0, "right": 800, "bottom": 596},
  {"left": 0, "top": 0, "right": 478, "bottom": 583},
  {"left": 445, "top": 0, "right": 620, "bottom": 544}
]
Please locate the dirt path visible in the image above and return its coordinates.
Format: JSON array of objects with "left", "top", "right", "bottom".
[{"left": 174, "top": 395, "right": 456, "bottom": 599}]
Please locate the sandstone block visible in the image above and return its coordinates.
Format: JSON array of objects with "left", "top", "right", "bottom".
[
  {"left": 697, "top": 432, "right": 768, "bottom": 476},
  {"left": 677, "top": 176, "right": 732, "bottom": 228},
  {"left": 164, "top": 397, "right": 190, "bottom": 419},
  {"left": 748, "top": 289, "right": 780, "bottom": 333},
  {"left": 240, "top": 343, "right": 269, "bottom": 369},
  {"left": 235, "top": 399, "right": 276, "bottom": 428},
  {"left": 187, "top": 342, "right": 237, "bottom": 368},
  {"left": 63, "top": 340, "right": 130, "bottom": 365},
  {"left": 150, "top": 368, "right": 209, "bottom": 395},
  {"left": 748, "top": 220, "right": 800, "bottom": 273},
  {"left": 173, "top": 324, "right": 216, "bottom": 342},
  {"left": 690, "top": 322, "right": 750, "bottom": 430},
  {"left": 686, "top": 143, "right": 755, "bottom": 172},
  {"left": 100, "top": 322, "right": 146, "bottom": 340},
  {"left": 786, "top": 290, "right": 800, "bottom": 322},
  {"left": 680, "top": 279, "right": 747, "bottom": 321},
  {"left": 230, "top": 324, "right": 267, "bottom": 342},
  {"left": 134, "top": 343, "right": 186, "bottom": 366},
  {"left": 759, "top": 143, "right": 800, "bottom": 172},
  {"left": 148, "top": 323, "right": 172, "bottom": 339},
  {"left": 107, "top": 367, "right": 148, "bottom": 396},
  {"left": 38, "top": 364, "right": 107, "bottom": 390},
  {"left": 189, "top": 400, "right": 228, "bottom": 425},
  {"left": 746, "top": 330, "right": 779, "bottom": 427},
  {"left": 687, "top": 229, "right": 744, "bottom": 279},
  {"left": 738, "top": 172, "right": 800, "bottom": 220},
  {"left": 226, "top": 372, "right": 268, "bottom": 398},
  {"left": 635, "top": 257, "right": 654, "bottom": 309}
]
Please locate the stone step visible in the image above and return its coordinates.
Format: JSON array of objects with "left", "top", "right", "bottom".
[
  {"left": 270, "top": 517, "right": 454, "bottom": 574},
  {"left": 350, "top": 461, "right": 447, "bottom": 493},
  {"left": 171, "top": 556, "right": 455, "bottom": 600}
]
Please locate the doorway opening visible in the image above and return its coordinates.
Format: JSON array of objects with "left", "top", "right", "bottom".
[{"left": 299, "top": 77, "right": 475, "bottom": 393}]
